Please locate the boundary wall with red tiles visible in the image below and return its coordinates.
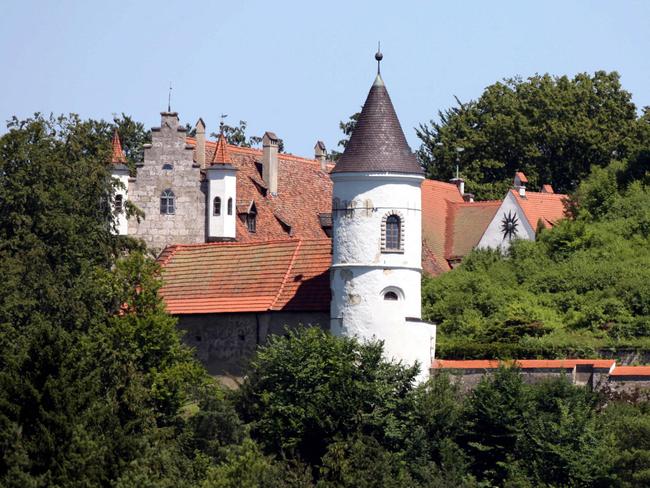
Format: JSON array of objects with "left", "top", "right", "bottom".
[{"left": 432, "top": 359, "right": 650, "bottom": 399}]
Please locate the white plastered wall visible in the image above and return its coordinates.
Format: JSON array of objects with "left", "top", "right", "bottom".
[
  {"left": 330, "top": 172, "right": 435, "bottom": 381},
  {"left": 476, "top": 191, "right": 535, "bottom": 251},
  {"left": 111, "top": 169, "right": 129, "bottom": 236},
  {"left": 207, "top": 167, "right": 237, "bottom": 240}
]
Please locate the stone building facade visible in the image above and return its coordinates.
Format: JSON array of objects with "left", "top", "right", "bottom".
[{"left": 128, "top": 112, "right": 206, "bottom": 252}]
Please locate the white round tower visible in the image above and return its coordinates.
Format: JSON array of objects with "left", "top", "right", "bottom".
[{"left": 330, "top": 54, "right": 436, "bottom": 381}]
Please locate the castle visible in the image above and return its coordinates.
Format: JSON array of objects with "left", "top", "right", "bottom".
[{"left": 109, "top": 55, "right": 567, "bottom": 379}]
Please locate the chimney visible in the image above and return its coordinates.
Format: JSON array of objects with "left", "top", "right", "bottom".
[
  {"left": 314, "top": 140, "right": 327, "bottom": 171},
  {"left": 513, "top": 171, "right": 528, "bottom": 198},
  {"left": 541, "top": 184, "right": 554, "bottom": 194},
  {"left": 463, "top": 193, "right": 474, "bottom": 203},
  {"left": 195, "top": 118, "right": 206, "bottom": 168},
  {"left": 262, "top": 131, "right": 279, "bottom": 195},
  {"left": 449, "top": 177, "right": 465, "bottom": 197}
]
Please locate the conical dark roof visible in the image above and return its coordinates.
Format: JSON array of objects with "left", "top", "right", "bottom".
[{"left": 332, "top": 74, "right": 423, "bottom": 174}]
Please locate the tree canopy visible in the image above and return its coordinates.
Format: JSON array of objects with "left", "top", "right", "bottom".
[{"left": 417, "top": 71, "right": 649, "bottom": 199}]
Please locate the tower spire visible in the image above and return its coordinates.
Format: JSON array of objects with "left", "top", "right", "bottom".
[{"left": 110, "top": 129, "right": 127, "bottom": 164}]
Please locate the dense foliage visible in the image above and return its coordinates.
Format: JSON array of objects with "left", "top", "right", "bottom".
[
  {"left": 423, "top": 157, "right": 650, "bottom": 358},
  {"left": 417, "top": 71, "right": 650, "bottom": 199}
]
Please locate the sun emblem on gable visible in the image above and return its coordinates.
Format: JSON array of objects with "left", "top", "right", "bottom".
[{"left": 500, "top": 210, "right": 519, "bottom": 241}]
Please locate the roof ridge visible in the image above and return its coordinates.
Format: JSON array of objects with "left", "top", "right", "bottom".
[
  {"left": 270, "top": 239, "right": 303, "bottom": 310},
  {"left": 158, "top": 244, "right": 180, "bottom": 267}
]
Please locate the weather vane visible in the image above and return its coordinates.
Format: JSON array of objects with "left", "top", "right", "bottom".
[
  {"left": 167, "top": 82, "right": 172, "bottom": 112},
  {"left": 219, "top": 113, "right": 228, "bottom": 134},
  {"left": 375, "top": 41, "right": 383, "bottom": 75}
]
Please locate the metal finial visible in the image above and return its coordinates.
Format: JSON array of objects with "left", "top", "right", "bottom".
[
  {"left": 167, "top": 82, "right": 172, "bottom": 112},
  {"left": 375, "top": 41, "right": 383, "bottom": 75},
  {"left": 219, "top": 113, "right": 228, "bottom": 134}
]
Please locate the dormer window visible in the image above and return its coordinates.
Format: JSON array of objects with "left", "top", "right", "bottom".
[
  {"left": 227, "top": 198, "right": 233, "bottom": 215},
  {"left": 160, "top": 189, "right": 175, "bottom": 214},
  {"left": 246, "top": 211, "right": 257, "bottom": 233},
  {"left": 213, "top": 197, "right": 221, "bottom": 216}
]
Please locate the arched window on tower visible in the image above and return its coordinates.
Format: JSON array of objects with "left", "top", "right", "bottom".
[
  {"left": 213, "top": 197, "right": 221, "bottom": 216},
  {"left": 160, "top": 189, "right": 175, "bottom": 214},
  {"left": 385, "top": 214, "right": 401, "bottom": 250},
  {"left": 227, "top": 198, "right": 233, "bottom": 215},
  {"left": 384, "top": 291, "right": 399, "bottom": 301}
]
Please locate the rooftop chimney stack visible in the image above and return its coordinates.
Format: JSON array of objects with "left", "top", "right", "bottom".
[
  {"left": 314, "top": 140, "right": 327, "bottom": 171},
  {"left": 449, "top": 177, "right": 465, "bottom": 197},
  {"left": 195, "top": 118, "right": 206, "bottom": 168},
  {"left": 262, "top": 131, "right": 279, "bottom": 195},
  {"left": 514, "top": 171, "right": 528, "bottom": 198}
]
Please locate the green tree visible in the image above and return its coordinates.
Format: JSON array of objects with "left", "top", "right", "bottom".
[
  {"left": 235, "top": 328, "right": 419, "bottom": 468},
  {"left": 417, "top": 71, "right": 646, "bottom": 199},
  {"left": 330, "top": 111, "right": 360, "bottom": 161},
  {"left": 210, "top": 120, "right": 284, "bottom": 152}
]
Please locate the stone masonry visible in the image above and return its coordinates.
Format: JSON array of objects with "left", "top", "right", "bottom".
[{"left": 128, "top": 112, "right": 206, "bottom": 253}]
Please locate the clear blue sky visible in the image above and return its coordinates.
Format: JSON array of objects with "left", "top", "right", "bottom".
[{"left": 1, "top": 0, "right": 649, "bottom": 157}]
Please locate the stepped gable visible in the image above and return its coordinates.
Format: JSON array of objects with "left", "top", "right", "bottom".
[
  {"left": 510, "top": 189, "right": 568, "bottom": 230},
  {"left": 189, "top": 137, "right": 334, "bottom": 242},
  {"left": 158, "top": 238, "right": 331, "bottom": 314},
  {"left": 445, "top": 200, "right": 501, "bottom": 261},
  {"left": 332, "top": 74, "right": 423, "bottom": 175}
]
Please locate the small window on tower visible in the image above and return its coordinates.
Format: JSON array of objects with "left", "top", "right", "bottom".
[
  {"left": 160, "top": 189, "right": 175, "bottom": 214},
  {"left": 385, "top": 214, "right": 401, "bottom": 250},
  {"left": 213, "top": 197, "right": 221, "bottom": 216},
  {"left": 227, "top": 198, "right": 233, "bottom": 215},
  {"left": 162, "top": 163, "right": 173, "bottom": 170},
  {"left": 114, "top": 194, "right": 123, "bottom": 214},
  {"left": 384, "top": 291, "right": 399, "bottom": 301}
]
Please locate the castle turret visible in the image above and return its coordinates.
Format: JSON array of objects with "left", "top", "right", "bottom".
[
  {"left": 329, "top": 52, "right": 436, "bottom": 381},
  {"left": 206, "top": 133, "right": 237, "bottom": 241},
  {"left": 109, "top": 129, "right": 129, "bottom": 235}
]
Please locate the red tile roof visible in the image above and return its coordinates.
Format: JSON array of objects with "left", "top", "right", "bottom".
[
  {"left": 510, "top": 189, "right": 568, "bottom": 230},
  {"left": 188, "top": 137, "right": 334, "bottom": 243},
  {"left": 433, "top": 359, "right": 616, "bottom": 371},
  {"left": 445, "top": 201, "right": 501, "bottom": 260},
  {"left": 421, "top": 180, "right": 464, "bottom": 274},
  {"left": 111, "top": 129, "right": 126, "bottom": 164},
  {"left": 610, "top": 366, "right": 650, "bottom": 377},
  {"left": 211, "top": 133, "right": 231, "bottom": 164},
  {"left": 158, "top": 238, "right": 331, "bottom": 314},
  {"left": 515, "top": 171, "right": 528, "bottom": 184}
]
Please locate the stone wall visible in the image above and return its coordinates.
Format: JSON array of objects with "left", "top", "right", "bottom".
[
  {"left": 128, "top": 112, "right": 206, "bottom": 253},
  {"left": 176, "top": 311, "right": 330, "bottom": 376}
]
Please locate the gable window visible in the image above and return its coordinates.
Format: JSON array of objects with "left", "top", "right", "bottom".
[
  {"left": 160, "top": 189, "right": 175, "bottom": 215},
  {"left": 114, "top": 194, "right": 123, "bottom": 214},
  {"left": 213, "top": 196, "right": 221, "bottom": 216},
  {"left": 246, "top": 210, "right": 257, "bottom": 233},
  {"left": 227, "top": 198, "right": 233, "bottom": 215},
  {"left": 384, "top": 291, "right": 399, "bottom": 301},
  {"left": 385, "top": 215, "right": 401, "bottom": 250}
]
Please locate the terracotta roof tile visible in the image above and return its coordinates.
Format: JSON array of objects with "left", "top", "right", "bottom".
[
  {"left": 511, "top": 189, "right": 568, "bottom": 230},
  {"left": 111, "top": 129, "right": 126, "bottom": 164},
  {"left": 610, "top": 366, "right": 650, "bottom": 377},
  {"left": 421, "top": 180, "right": 464, "bottom": 275},
  {"left": 515, "top": 171, "right": 528, "bottom": 184},
  {"left": 210, "top": 133, "right": 231, "bottom": 164},
  {"left": 433, "top": 359, "right": 616, "bottom": 370},
  {"left": 158, "top": 238, "right": 331, "bottom": 314},
  {"left": 445, "top": 201, "right": 501, "bottom": 260}
]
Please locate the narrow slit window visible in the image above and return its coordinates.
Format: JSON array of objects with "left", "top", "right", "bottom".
[
  {"left": 227, "top": 198, "right": 233, "bottom": 215},
  {"left": 114, "top": 194, "right": 123, "bottom": 214},
  {"left": 213, "top": 197, "right": 221, "bottom": 216},
  {"left": 385, "top": 215, "right": 401, "bottom": 250},
  {"left": 160, "top": 189, "right": 175, "bottom": 214}
]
